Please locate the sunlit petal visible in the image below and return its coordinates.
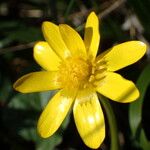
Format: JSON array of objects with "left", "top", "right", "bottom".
[
  {"left": 59, "top": 24, "right": 87, "bottom": 59},
  {"left": 34, "top": 41, "right": 61, "bottom": 71},
  {"left": 84, "top": 12, "right": 100, "bottom": 60},
  {"left": 42, "top": 22, "right": 71, "bottom": 59},
  {"left": 13, "top": 71, "right": 61, "bottom": 93},
  {"left": 73, "top": 89, "right": 105, "bottom": 149},
  {"left": 104, "top": 41, "right": 146, "bottom": 71},
  {"left": 38, "top": 90, "right": 75, "bottom": 138},
  {"left": 96, "top": 72, "right": 139, "bottom": 103}
]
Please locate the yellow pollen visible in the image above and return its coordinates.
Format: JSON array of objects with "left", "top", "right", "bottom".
[
  {"left": 59, "top": 57, "right": 107, "bottom": 90},
  {"left": 59, "top": 57, "right": 91, "bottom": 89}
]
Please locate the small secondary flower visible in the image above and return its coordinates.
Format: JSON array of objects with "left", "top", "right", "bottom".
[{"left": 13, "top": 12, "right": 146, "bottom": 149}]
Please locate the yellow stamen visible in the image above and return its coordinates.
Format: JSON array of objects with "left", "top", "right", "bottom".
[
  {"left": 59, "top": 57, "right": 107, "bottom": 90},
  {"left": 59, "top": 57, "right": 91, "bottom": 89}
]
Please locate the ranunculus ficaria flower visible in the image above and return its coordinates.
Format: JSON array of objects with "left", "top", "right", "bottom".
[{"left": 13, "top": 12, "right": 146, "bottom": 149}]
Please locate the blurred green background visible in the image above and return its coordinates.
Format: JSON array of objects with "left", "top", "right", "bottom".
[{"left": 0, "top": 0, "right": 150, "bottom": 149}]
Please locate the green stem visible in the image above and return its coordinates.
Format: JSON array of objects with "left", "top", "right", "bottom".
[
  {"left": 99, "top": 95, "right": 120, "bottom": 150},
  {"left": 64, "top": 0, "right": 75, "bottom": 21}
]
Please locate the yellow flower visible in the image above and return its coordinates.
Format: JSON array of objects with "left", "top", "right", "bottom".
[{"left": 13, "top": 12, "right": 146, "bottom": 149}]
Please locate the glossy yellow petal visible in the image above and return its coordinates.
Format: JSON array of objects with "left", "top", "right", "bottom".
[
  {"left": 42, "top": 22, "right": 71, "bottom": 59},
  {"left": 59, "top": 24, "right": 87, "bottom": 59},
  {"left": 13, "top": 71, "right": 61, "bottom": 93},
  {"left": 73, "top": 89, "right": 105, "bottom": 149},
  {"left": 96, "top": 72, "right": 139, "bottom": 103},
  {"left": 34, "top": 41, "right": 61, "bottom": 71},
  {"left": 104, "top": 41, "right": 146, "bottom": 71},
  {"left": 37, "top": 90, "right": 75, "bottom": 138},
  {"left": 84, "top": 12, "right": 100, "bottom": 60}
]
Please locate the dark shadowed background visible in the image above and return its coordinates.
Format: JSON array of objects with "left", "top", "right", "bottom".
[{"left": 0, "top": 0, "right": 150, "bottom": 149}]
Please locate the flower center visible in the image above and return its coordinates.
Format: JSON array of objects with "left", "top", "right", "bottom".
[
  {"left": 59, "top": 57, "right": 107, "bottom": 90},
  {"left": 59, "top": 57, "right": 91, "bottom": 90}
]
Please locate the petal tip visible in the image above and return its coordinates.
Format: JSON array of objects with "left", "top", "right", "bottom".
[
  {"left": 13, "top": 82, "right": 17, "bottom": 91},
  {"left": 33, "top": 41, "right": 48, "bottom": 55},
  {"left": 121, "top": 84, "right": 140, "bottom": 103},
  {"left": 34, "top": 41, "right": 44, "bottom": 51},
  {"left": 42, "top": 21, "right": 54, "bottom": 33},
  {"left": 83, "top": 132, "right": 105, "bottom": 149},
  {"left": 88, "top": 11, "right": 99, "bottom": 21},
  {"left": 89, "top": 11, "right": 97, "bottom": 17},
  {"left": 42, "top": 21, "right": 50, "bottom": 27},
  {"left": 59, "top": 23, "right": 66, "bottom": 28},
  {"left": 132, "top": 88, "right": 140, "bottom": 102},
  {"left": 13, "top": 81, "right": 25, "bottom": 93},
  {"left": 13, "top": 79, "right": 21, "bottom": 91},
  {"left": 37, "top": 116, "right": 54, "bottom": 138},
  {"left": 139, "top": 41, "right": 147, "bottom": 52},
  {"left": 136, "top": 41, "right": 147, "bottom": 58},
  {"left": 37, "top": 126, "right": 50, "bottom": 139},
  {"left": 133, "top": 41, "right": 147, "bottom": 52}
]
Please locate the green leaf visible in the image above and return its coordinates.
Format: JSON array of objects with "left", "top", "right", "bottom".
[
  {"left": 140, "top": 129, "right": 150, "bottom": 150},
  {"left": 39, "top": 91, "right": 56, "bottom": 108},
  {"left": 19, "top": 127, "right": 62, "bottom": 150},
  {"left": 129, "top": 64, "right": 150, "bottom": 149},
  {"left": 99, "top": 95, "right": 120, "bottom": 150},
  {"left": 129, "top": 65, "right": 150, "bottom": 136},
  {"left": 19, "top": 127, "right": 39, "bottom": 141},
  {"left": 9, "top": 93, "right": 42, "bottom": 110},
  {"left": 36, "top": 134, "right": 62, "bottom": 150}
]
